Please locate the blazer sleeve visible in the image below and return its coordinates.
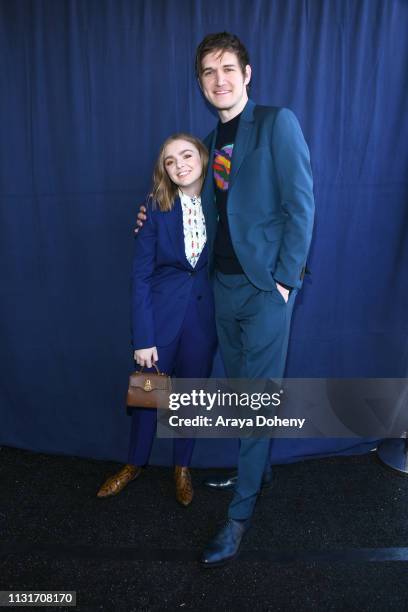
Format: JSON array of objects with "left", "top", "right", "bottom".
[
  {"left": 131, "top": 202, "right": 157, "bottom": 349},
  {"left": 271, "top": 108, "right": 315, "bottom": 289}
]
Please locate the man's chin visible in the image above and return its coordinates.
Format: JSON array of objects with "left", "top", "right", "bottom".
[{"left": 210, "top": 100, "right": 233, "bottom": 111}]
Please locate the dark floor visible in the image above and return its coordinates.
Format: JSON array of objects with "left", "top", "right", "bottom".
[{"left": 1, "top": 446, "right": 408, "bottom": 611}]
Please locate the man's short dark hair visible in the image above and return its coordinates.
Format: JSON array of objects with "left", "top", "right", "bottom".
[{"left": 195, "top": 32, "right": 250, "bottom": 80}]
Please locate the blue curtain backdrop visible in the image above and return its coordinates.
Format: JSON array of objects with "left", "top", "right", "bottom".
[{"left": 0, "top": 0, "right": 407, "bottom": 466}]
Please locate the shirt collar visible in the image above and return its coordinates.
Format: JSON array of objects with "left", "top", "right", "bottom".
[{"left": 178, "top": 189, "right": 201, "bottom": 206}]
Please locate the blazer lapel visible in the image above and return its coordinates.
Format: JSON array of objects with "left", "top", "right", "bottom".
[
  {"left": 163, "top": 198, "right": 191, "bottom": 267},
  {"left": 201, "top": 130, "right": 216, "bottom": 217},
  {"left": 200, "top": 130, "right": 219, "bottom": 253},
  {"left": 229, "top": 99, "right": 256, "bottom": 188}
]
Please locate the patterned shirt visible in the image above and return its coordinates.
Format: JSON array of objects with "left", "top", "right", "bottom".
[{"left": 179, "top": 189, "right": 206, "bottom": 268}]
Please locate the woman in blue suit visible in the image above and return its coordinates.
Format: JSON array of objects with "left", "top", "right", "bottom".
[{"left": 97, "top": 134, "right": 217, "bottom": 506}]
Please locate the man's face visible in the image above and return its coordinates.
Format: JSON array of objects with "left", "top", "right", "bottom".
[{"left": 199, "top": 50, "right": 251, "bottom": 117}]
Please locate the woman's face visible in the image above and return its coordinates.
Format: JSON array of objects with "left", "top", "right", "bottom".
[{"left": 163, "top": 139, "right": 203, "bottom": 196}]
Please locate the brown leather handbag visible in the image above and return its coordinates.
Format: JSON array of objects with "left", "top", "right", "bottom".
[{"left": 126, "top": 365, "right": 172, "bottom": 409}]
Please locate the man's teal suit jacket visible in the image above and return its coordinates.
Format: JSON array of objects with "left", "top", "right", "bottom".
[{"left": 201, "top": 99, "right": 315, "bottom": 290}]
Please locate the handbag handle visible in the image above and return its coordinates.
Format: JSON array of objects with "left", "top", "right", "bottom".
[{"left": 137, "top": 364, "right": 162, "bottom": 375}]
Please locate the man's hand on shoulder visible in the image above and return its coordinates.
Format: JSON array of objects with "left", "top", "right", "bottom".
[{"left": 134, "top": 205, "right": 147, "bottom": 234}]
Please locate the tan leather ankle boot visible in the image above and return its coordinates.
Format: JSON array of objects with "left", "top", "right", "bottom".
[
  {"left": 174, "top": 466, "right": 193, "bottom": 506},
  {"left": 97, "top": 464, "right": 141, "bottom": 498}
]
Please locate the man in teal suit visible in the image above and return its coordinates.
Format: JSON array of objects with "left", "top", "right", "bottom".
[{"left": 195, "top": 32, "right": 315, "bottom": 566}]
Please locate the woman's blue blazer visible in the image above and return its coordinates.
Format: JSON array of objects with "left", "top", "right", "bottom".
[{"left": 131, "top": 197, "right": 215, "bottom": 350}]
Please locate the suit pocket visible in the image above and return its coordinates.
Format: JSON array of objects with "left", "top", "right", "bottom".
[{"left": 270, "top": 282, "right": 288, "bottom": 306}]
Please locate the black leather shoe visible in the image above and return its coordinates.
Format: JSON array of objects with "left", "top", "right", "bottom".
[
  {"left": 203, "top": 467, "right": 273, "bottom": 491},
  {"left": 200, "top": 518, "right": 251, "bottom": 567}
]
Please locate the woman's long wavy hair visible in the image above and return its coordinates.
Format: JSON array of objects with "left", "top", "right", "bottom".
[{"left": 151, "top": 133, "right": 209, "bottom": 211}]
